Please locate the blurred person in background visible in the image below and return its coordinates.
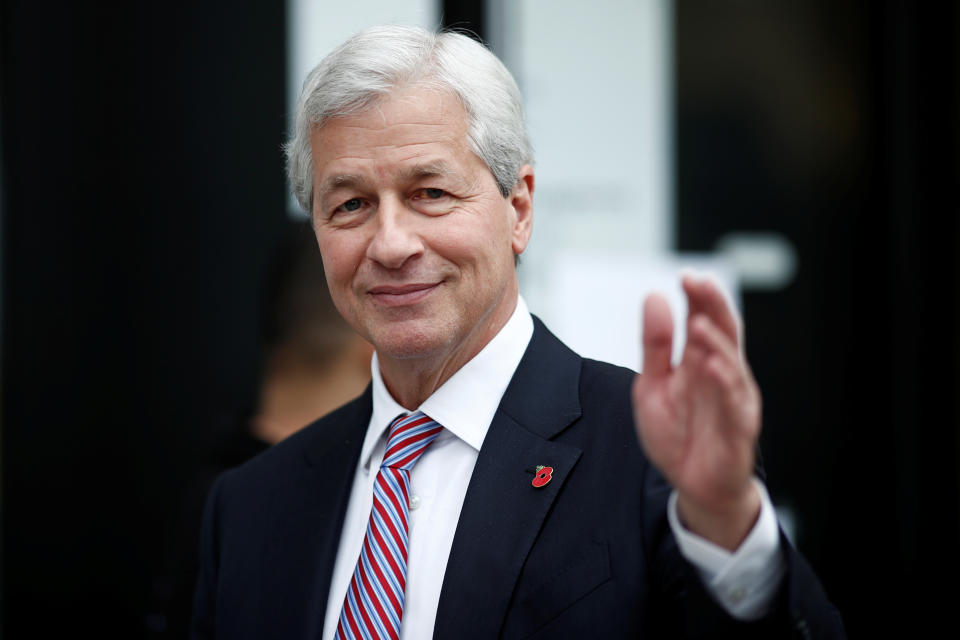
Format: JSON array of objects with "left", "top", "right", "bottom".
[
  {"left": 192, "top": 26, "right": 844, "bottom": 639},
  {"left": 252, "top": 222, "right": 374, "bottom": 446},
  {"left": 146, "top": 222, "right": 371, "bottom": 637}
]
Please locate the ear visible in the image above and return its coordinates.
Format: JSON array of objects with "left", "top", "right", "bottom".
[{"left": 509, "top": 164, "right": 535, "bottom": 256}]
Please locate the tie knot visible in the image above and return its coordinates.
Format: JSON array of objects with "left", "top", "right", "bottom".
[{"left": 383, "top": 411, "right": 443, "bottom": 471}]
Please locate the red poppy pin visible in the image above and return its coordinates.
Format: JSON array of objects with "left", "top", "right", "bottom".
[{"left": 531, "top": 465, "right": 554, "bottom": 488}]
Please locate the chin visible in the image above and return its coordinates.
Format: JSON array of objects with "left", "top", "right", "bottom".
[{"left": 367, "top": 320, "right": 457, "bottom": 362}]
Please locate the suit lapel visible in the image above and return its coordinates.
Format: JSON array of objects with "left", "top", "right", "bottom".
[
  {"left": 433, "top": 318, "right": 584, "bottom": 638},
  {"left": 292, "top": 386, "right": 372, "bottom": 625}
]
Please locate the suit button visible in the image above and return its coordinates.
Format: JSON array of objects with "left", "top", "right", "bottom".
[{"left": 792, "top": 611, "right": 812, "bottom": 640}]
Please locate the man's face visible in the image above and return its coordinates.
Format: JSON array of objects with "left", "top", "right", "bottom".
[{"left": 309, "top": 86, "right": 533, "bottom": 368}]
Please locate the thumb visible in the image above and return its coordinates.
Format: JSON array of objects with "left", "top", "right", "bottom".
[{"left": 642, "top": 293, "right": 674, "bottom": 377}]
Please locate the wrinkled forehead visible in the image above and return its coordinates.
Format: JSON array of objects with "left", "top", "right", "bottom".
[
  {"left": 310, "top": 86, "right": 474, "bottom": 164},
  {"left": 308, "top": 86, "right": 491, "bottom": 200}
]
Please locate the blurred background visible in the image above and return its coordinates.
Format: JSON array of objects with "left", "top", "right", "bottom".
[{"left": 3, "top": 0, "right": 958, "bottom": 637}]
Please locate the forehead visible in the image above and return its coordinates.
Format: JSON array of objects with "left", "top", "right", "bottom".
[{"left": 310, "top": 86, "right": 472, "bottom": 170}]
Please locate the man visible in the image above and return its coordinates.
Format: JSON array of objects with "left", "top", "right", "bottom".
[{"left": 192, "top": 26, "right": 844, "bottom": 638}]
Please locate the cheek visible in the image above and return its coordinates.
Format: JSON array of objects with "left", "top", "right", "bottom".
[
  {"left": 317, "top": 235, "right": 363, "bottom": 295},
  {"left": 318, "top": 252, "right": 360, "bottom": 329},
  {"left": 438, "top": 204, "right": 515, "bottom": 263}
]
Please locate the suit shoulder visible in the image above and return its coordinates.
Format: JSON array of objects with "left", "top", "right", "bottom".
[
  {"left": 579, "top": 357, "right": 636, "bottom": 398},
  {"left": 217, "top": 388, "right": 370, "bottom": 496}
]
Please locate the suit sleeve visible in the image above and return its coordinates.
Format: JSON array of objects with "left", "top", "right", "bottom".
[
  {"left": 639, "top": 457, "right": 846, "bottom": 638},
  {"left": 190, "top": 472, "right": 227, "bottom": 640}
]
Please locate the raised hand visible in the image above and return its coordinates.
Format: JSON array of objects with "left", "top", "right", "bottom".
[{"left": 632, "top": 275, "right": 762, "bottom": 550}]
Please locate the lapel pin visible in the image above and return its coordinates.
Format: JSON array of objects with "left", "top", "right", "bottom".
[{"left": 531, "top": 465, "right": 554, "bottom": 488}]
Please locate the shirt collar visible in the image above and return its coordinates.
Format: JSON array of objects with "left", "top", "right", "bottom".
[{"left": 361, "top": 295, "right": 534, "bottom": 470}]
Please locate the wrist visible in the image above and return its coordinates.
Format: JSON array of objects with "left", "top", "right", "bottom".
[{"left": 676, "top": 481, "right": 761, "bottom": 551}]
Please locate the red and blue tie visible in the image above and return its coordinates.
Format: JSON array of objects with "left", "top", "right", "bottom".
[{"left": 334, "top": 411, "right": 444, "bottom": 640}]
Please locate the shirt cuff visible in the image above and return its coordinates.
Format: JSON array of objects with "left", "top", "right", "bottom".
[{"left": 666, "top": 477, "right": 786, "bottom": 620}]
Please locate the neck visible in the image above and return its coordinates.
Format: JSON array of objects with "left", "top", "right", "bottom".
[{"left": 377, "top": 289, "right": 518, "bottom": 410}]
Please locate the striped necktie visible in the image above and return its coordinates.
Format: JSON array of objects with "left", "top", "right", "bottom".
[{"left": 334, "top": 411, "right": 444, "bottom": 640}]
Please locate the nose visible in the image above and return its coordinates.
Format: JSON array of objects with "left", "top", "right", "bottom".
[{"left": 365, "top": 195, "right": 425, "bottom": 269}]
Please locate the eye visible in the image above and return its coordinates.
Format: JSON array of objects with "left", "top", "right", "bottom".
[
  {"left": 409, "top": 187, "right": 455, "bottom": 216},
  {"left": 328, "top": 197, "right": 370, "bottom": 224},
  {"left": 414, "top": 188, "right": 447, "bottom": 200},
  {"left": 340, "top": 198, "right": 363, "bottom": 212}
]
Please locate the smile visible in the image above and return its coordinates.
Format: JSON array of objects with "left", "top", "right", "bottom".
[{"left": 367, "top": 282, "right": 441, "bottom": 307}]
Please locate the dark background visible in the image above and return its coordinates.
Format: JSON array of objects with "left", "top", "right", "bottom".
[{"left": 3, "top": 0, "right": 958, "bottom": 637}]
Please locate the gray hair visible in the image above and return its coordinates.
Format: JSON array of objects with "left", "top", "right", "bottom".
[{"left": 285, "top": 25, "right": 533, "bottom": 214}]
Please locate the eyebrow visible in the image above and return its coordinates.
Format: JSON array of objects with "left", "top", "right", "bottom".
[
  {"left": 317, "top": 173, "right": 365, "bottom": 203},
  {"left": 397, "top": 161, "right": 458, "bottom": 183},
  {"left": 316, "top": 161, "right": 460, "bottom": 204}
]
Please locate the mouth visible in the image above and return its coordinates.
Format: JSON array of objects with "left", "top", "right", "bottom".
[{"left": 367, "top": 282, "right": 441, "bottom": 307}]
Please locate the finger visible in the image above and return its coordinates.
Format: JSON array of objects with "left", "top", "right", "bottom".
[
  {"left": 683, "top": 274, "right": 740, "bottom": 346},
  {"left": 689, "top": 314, "right": 762, "bottom": 414},
  {"left": 707, "top": 354, "right": 762, "bottom": 438},
  {"left": 642, "top": 293, "right": 674, "bottom": 377},
  {"left": 679, "top": 324, "right": 709, "bottom": 372},
  {"left": 705, "top": 351, "right": 737, "bottom": 385},
  {"left": 687, "top": 314, "right": 740, "bottom": 371}
]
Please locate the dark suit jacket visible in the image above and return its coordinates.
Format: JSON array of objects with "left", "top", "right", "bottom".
[{"left": 192, "top": 318, "right": 844, "bottom": 639}]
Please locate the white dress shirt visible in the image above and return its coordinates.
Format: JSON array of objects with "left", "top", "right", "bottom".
[{"left": 321, "top": 296, "right": 784, "bottom": 639}]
